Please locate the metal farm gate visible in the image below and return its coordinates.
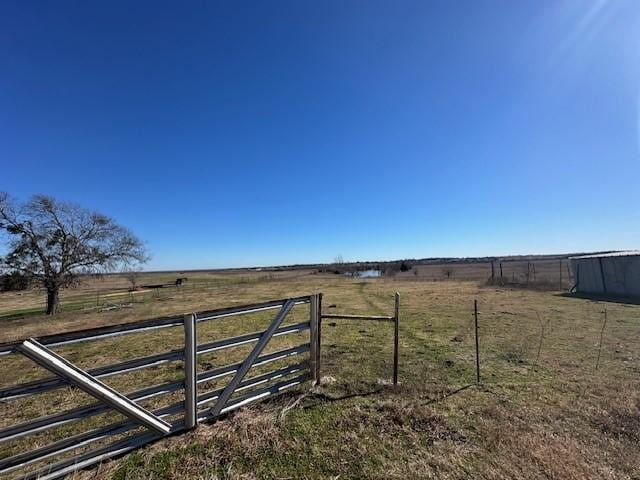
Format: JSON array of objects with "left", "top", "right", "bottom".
[
  {"left": 0, "top": 292, "right": 400, "bottom": 479},
  {"left": 0, "top": 295, "right": 322, "bottom": 480}
]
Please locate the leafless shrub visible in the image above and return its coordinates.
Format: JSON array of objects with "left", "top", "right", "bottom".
[{"left": 125, "top": 268, "right": 142, "bottom": 290}]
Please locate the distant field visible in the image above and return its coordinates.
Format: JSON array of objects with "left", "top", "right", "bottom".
[
  {"left": 0, "top": 269, "right": 318, "bottom": 326},
  {"left": 0, "top": 258, "right": 572, "bottom": 323},
  {"left": 397, "top": 258, "right": 572, "bottom": 286},
  {"left": 1, "top": 271, "right": 638, "bottom": 479}
]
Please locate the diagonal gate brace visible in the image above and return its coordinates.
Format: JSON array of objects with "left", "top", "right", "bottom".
[
  {"left": 19, "top": 339, "right": 171, "bottom": 436},
  {"left": 208, "top": 299, "right": 296, "bottom": 417}
]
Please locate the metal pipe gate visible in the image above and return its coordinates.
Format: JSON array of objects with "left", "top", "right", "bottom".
[
  {"left": 0, "top": 292, "right": 399, "bottom": 479},
  {"left": 0, "top": 296, "right": 316, "bottom": 480}
]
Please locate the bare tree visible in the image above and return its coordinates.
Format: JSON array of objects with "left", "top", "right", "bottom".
[
  {"left": 125, "top": 268, "right": 142, "bottom": 291},
  {"left": 0, "top": 193, "right": 148, "bottom": 315}
]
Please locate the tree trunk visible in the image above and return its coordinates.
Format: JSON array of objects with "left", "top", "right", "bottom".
[{"left": 46, "top": 287, "right": 60, "bottom": 315}]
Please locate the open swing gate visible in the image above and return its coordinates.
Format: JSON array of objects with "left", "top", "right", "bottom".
[{"left": 0, "top": 293, "right": 399, "bottom": 479}]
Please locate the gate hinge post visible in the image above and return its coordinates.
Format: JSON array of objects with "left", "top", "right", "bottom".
[
  {"left": 309, "top": 294, "right": 320, "bottom": 386},
  {"left": 184, "top": 313, "right": 198, "bottom": 430}
]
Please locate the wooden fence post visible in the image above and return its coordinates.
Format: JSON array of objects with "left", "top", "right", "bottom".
[
  {"left": 393, "top": 292, "right": 400, "bottom": 385},
  {"left": 183, "top": 313, "right": 197, "bottom": 430}
]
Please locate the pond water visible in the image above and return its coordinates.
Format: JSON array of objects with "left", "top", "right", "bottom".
[{"left": 356, "top": 269, "right": 382, "bottom": 278}]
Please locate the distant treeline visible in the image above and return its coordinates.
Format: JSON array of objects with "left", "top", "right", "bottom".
[
  {"left": 136, "top": 251, "right": 619, "bottom": 276},
  {"left": 0, "top": 271, "right": 31, "bottom": 291},
  {"left": 318, "top": 260, "right": 412, "bottom": 276},
  {"left": 262, "top": 251, "right": 619, "bottom": 273}
]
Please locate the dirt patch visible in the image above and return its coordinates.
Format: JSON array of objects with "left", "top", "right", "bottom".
[
  {"left": 338, "top": 399, "right": 467, "bottom": 445},
  {"left": 594, "top": 399, "right": 640, "bottom": 442}
]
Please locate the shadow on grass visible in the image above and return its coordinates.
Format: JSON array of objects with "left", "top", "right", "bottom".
[
  {"left": 421, "top": 384, "right": 475, "bottom": 406},
  {"left": 304, "top": 387, "right": 384, "bottom": 406},
  {"left": 304, "top": 383, "right": 476, "bottom": 409},
  {"left": 556, "top": 292, "right": 640, "bottom": 306}
]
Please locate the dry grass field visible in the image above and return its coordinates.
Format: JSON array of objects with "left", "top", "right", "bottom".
[
  {"left": 1, "top": 271, "right": 639, "bottom": 479},
  {"left": 398, "top": 258, "right": 572, "bottom": 287}
]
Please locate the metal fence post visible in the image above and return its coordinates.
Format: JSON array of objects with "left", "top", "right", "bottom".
[
  {"left": 393, "top": 292, "right": 400, "bottom": 385},
  {"left": 309, "top": 295, "right": 318, "bottom": 385},
  {"left": 317, "top": 293, "right": 323, "bottom": 386},
  {"left": 183, "top": 313, "right": 197, "bottom": 430},
  {"left": 474, "top": 300, "right": 480, "bottom": 384}
]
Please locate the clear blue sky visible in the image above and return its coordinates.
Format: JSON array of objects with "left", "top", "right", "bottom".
[{"left": 2, "top": 1, "right": 639, "bottom": 270}]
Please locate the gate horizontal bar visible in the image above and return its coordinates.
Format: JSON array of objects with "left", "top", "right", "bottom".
[
  {"left": 17, "top": 422, "right": 179, "bottom": 480},
  {"left": 18, "top": 339, "right": 171, "bottom": 436},
  {"left": 0, "top": 316, "right": 184, "bottom": 356},
  {"left": 2, "top": 356, "right": 308, "bottom": 475},
  {"left": 0, "top": 322, "right": 309, "bottom": 402},
  {"left": 196, "top": 362, "right": 307, "bottom": 408},
  {"left": 6, "top": 366, "right": 307, "bottom": 480},
  {"left": 196, "top": 296, "right": 310, "bottom": 321},
  {"left": 220, "top": 374, "right": 309, "bottom": 415},
  {"left": 0, "top": 344, "right": 310, "bottom": 444},
  {"left": 197, "top": 344, "right": 310, "bottom": 386},
  {"left": 198, "top": 374, "right": 308, "bottom": 422},
  {"left": 0, "top": 399, "right": 184, "bottom": 475},
  {"left": 0, "top": 296, "right": 311, "bottom": 356},
  {"left": 197, "top": 321, "right": 309, "bottom": 356},
  {"left": 11, "top": 371, "right": 309, "bottom": 479},
  {"left": 0, "top": 349, "right": 183, "bottom": 402},
  {"left": 321, "top": 313, "right": 394, "bottom": 321},
  {"left": 0, "top": 377, "right": 182, "bottom": 444},
  {"left": 0, "top": 296, "right": 315, "bottom": 480},
  {"left": 208, "top": 300, "right": 295, "bottom": 417}
]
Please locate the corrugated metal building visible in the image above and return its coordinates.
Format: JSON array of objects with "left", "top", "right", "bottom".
[{"left": 569, "top": 251, "right": 640, "bottom": 297}]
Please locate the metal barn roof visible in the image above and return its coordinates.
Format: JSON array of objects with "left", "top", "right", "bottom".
[{"left": 569, "top": 251, "right": 640, "bottom": 260}]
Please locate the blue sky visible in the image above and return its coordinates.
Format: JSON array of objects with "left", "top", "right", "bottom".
[{"left": 1, "top": 1, "right": 639, "bottom": 270}]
